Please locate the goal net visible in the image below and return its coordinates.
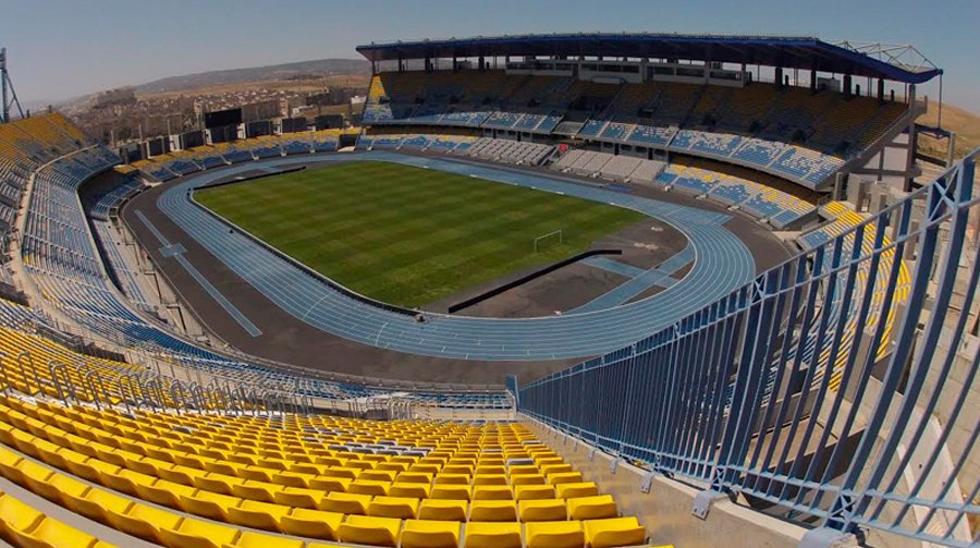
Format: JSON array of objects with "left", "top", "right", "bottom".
[{"left": 533, "top": 229, "right": 564, "bottom": 253}]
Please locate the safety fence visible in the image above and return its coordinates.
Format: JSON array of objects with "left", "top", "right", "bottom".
[{"left": 520, "top": 149, "right": 979, "bottom": 546}]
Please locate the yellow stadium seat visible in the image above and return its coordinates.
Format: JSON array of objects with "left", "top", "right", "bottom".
[
  {"left": 396, "top": 472, "right": 432, "bottom": 484},
  {"left": 308, "top": 475, "right": 351, "bottom": 492},
  {"left": 320, "top": 491, "right": 373, "bottom": 514},
  {"left": 431, "top": 484, "right": 471, "bottom": 500},
  {"left": 517, "top": 497, "right": 566, "bottom": 521},
  {"left": 400, "top": 519, "right": 461, "bottom": 548},
  {"left": 583, "top": 517, "right": 647, "bottom": 548},
  {"left": 469, "top": 500, "right": 519, "bottom": 521},
  {"left": 280, "top": 507, "right": 344, "bottom": 539},
  {"left": 390, "top": 482, "right": 431, "bottom": 498},
  {"left": 440, "top": 465, "right": 472, "bottom": 475},
  {"left": 239, "top": 467, "right": 275, "bottom": 482},
  {"left": 273, "top": 486, "right": 325, "bottom": 508},
  {"left": 475, "top": 465, "right": 506, "bottom": 475},
  {"left": 13, "top": 458, "right": 52, "bottom": 493},
  {"left": 540, "top": 463, "right": 574, "bottom": 476},
  {"left": 0, "top": 491, "right": 45, "bottom": 537},
  {"left": 231, "top": 480, "right": 282, "bottom": 502},
  {"left": 102, "top": 468, "right": 155, "bottom": 496},
  {"left": 224, "top": 530, "right": 304, "bottom": 548},
  {"left": 194, "top": 473, "right": 242, "bottom": 495},
  {"left": 556, "top": 482, "right": 600, "bottom": 498},
  {"left": 270, "top": 471, "right": 312, "bottom": 488},
  {"left": 227, "top": 499, "right": 289, "bottom": 531},
  {"left": 473, "top": 485, "right": 512, "bottom": 500},
  {"left": 547, "top": 471, "right": 583, "bottom": 484},
  {"left": 349, "top": 479, "right": 391, "bottom": 496},
  {"left": 472, "top": 474, "right": 508, "bottom": 486},
  {"left": 159, "top": 517, "right": 241, "bottom": 548},
  {"left": 526, "top": 520, "right": 586, "bottom": 548},
  {"left": 418, "top": 498, "right": 468, "bottom": 522},
  {"left": 508, "top": 465, "right": 538, "bottom": 475},
  {"left": 135, "top": 478, "right": 196, "bottom": 509},
  {"left": 179, "top": 489, "right": 241, "bottom": 521},
  {"left": 515, "top": 484, "right": 556, "bottom": 500},
  {"left": 8, "top": 514, "right": 112, "bottom": 548},
  {"left": 105, "top": 502, "right": 181, "bottom": 544},
  {"left": 368, "top": 495, "right": 420, "bottom": 518},
  {"left": 463, "top": 521, "right": 522, "bottom": 548},
  {"left": 568, "top": 495, "right": 618, "bottom": 520},
  {"left": 73, "top": 488, "right": 133, "bottom": 525},
  {"left": 337, "top": 514, "right": 402, "bottom": 547},
  {"left": 360, "top": 469, "right": 397, "bottom": 482},
  {"left": 434, "top": 473, "right": 470, "bottom": 485},
  {"left": 29, "top": 471, "right": 89, "bottom": 509},
  {"left": 510, "top": 473, "right": 546, "bottom": 485},
  {"left": 0, "top": 446, "right": 24, "bottom": 483}
]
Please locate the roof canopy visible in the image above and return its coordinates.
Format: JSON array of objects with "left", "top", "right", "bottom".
[{"left": 356, "top": 33, "right": 941, "bottom": 84}]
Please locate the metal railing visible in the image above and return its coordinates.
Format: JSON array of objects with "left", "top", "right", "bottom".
[{"left": 519, "top": 149, "right": 979, "bottom": 547}]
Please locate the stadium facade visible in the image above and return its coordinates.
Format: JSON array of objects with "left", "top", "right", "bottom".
[{"left": 0, "top": 33, "right": 972, "bottom": 548}]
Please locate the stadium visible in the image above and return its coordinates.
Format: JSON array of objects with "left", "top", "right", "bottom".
[{"left": 0, "top": 28, "right": 975, "bottom": 548}]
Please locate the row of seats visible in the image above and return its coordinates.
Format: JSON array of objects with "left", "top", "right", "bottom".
[
  {"left": 551, "top": 150, "right": 666, "bottom": 184},
  {"left": 0, "top": 115, "right": 511, "bottom": 409},
  {"left": 362, "top": 70, "right": 905, "bottom": 187},
  {"left": 134, "top": 131, "right": 347, "bottom": 182},
  {"left": 650, "top": 165, "right": 816, "bottom": 228},
  {"left": 792, "top": 201, "right": 911, "bottom": 390},
  {"left": 0, "top": 394, "right": 659, "bottom": 547},
  {"left": 0, "top": 488, "right": 114, "bottom": 547},
  {"left": 357, "top": 134, "right": 477, "bottom": 154},
  {"left": 466, "top": 138, "right": 555, "bottom": 166}
]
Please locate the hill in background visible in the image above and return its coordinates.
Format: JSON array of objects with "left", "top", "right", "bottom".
[
  {"left": 917, "top": 102, "right": 980, "bottom": 161},
  {"left": 135, "top": 58, "right": 371, "bottom": 94}
]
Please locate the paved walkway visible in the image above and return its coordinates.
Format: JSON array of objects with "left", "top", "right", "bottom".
[{"left": 574, "top": 247, "right": 693, "bottom": 312}]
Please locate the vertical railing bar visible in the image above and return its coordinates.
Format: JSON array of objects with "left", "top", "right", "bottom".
[
  {"left": 666, "top": 315, "right": 697, "bottom": 470},
  {"left": 831, "top": 180, "right": 947, "bottom": 532},
  {"left": 768, "top": 247, "right": 828, "bottom": 501},
  {"left": 677, "top": 304, "right": 717, "bottom": 477},
  {"left": 864, "top": 163, "right": 974, "bottom": 524},
  {"left": 787, "top": 226, "right": 866, "bottom": 509},
  {"left": 725, "top": 267, "right": 783, "bottom": 489},
  {"left": 700, "top": 292, "right": 743, "bottom": 478},
  {"left": 902, "top": 359, "right": 979, "bottom": 533},
  {"left": 808, "top": 197, "right": 914, "bottom": 511},
  {"left": 743, "top": 262, "right": 794, "bottom": 482}
]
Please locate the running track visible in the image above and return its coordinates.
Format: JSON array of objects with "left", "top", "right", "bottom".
[{"left": 155, "top": 151, "right": 755, "bottom": 361}]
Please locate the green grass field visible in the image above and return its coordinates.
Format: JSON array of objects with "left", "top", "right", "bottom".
[{"left": 196, "top": 161, "right": 644, "bottom": 307}]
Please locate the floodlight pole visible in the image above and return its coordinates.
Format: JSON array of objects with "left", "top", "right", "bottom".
[{"left": 1, "top": 47, "right": 25, "bottom": 124}]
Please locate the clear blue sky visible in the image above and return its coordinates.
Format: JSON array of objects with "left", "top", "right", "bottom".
[{"left": 1, "top": 0, "right": 977, "bottom": 113}]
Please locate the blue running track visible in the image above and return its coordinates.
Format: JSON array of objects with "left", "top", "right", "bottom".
[{"left": 156, "top": 152, "right": 755, "bottom": 361}]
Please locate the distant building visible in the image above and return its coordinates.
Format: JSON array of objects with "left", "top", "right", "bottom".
[{"left": 93, "top": 88, "right": 137, "bottom": 109}]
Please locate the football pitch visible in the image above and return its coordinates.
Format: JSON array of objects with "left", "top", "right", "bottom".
[{"left": 195, "top": 161, "right": 645, "bottom": 308}]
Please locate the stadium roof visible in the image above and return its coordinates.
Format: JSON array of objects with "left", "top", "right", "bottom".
[{"left": 356, "top": 33, "right": 941, "bottom": 84}]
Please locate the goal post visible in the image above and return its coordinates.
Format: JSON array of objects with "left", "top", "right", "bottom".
[{"left": 533, "top": 229, "right": 563, "bottom": 253}]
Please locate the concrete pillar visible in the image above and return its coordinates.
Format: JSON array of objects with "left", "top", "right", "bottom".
[
  {"left": 775, "top": 67, "right": 783, "bottom": 89},
  {"left": 877, "top": 78, "right": 885, "bottom": 104},
  {"left": 847, "top": 176, "right": 869, "bottom": 211},
  {"left": 903, "top": 85, "right": 917, "bottom": 191},
  {"left": 843, "top": 74, "right": 852, "bottom": 97},
  {"left": 810, "top": 69, "right": 817, "bottom": 93}
]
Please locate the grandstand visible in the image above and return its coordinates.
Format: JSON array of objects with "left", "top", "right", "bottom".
[{"left": 0, "top": 29, "right": 972, "bottom": 548}]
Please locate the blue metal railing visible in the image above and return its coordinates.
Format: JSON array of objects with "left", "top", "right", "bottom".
[{"left": 520, "top": 149, "right": 979, "bottom": 546}]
